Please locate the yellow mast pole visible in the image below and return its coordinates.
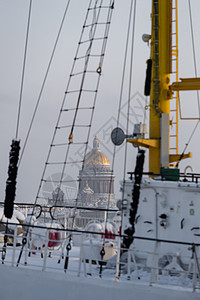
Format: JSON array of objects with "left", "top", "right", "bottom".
[
  {"left": 128, "top": 0, "right": 172, "bottom": 174},
  {"left": 127, "top": 0, "right": 199, "bottom": 175},
  {"left": 175, "top": 0, "right": 179, "bottom": 155},
  {"left": 148, "top": 0, "right": 171, "bottom": 174}
]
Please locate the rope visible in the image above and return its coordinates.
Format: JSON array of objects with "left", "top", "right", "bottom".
[
  {"left": 34, "top": 0, "right": 93, "bottom": 214},
  {"left": 16, "top": 0, "right": 32, "bottom": 140},
  {"left": 4, "top": 0, "right": 32, "bottom": 263},
  {"left": 68, "top": 0, "right": 103, "bottom": 143},
  {"left": 1, "top": 221, "right": 8, "bottom": 264},
  {"left": 100, "top": 0, "right": 135, "bottom": 249},
  {"left": 18, "top": 0, "right": 71, "bottom": 166},
  {"left": 59, "top": 1, "right": 115, "bottom": 272},
  {"left": 100, "top": 0, "right": 136, "bottom": 278},
  {"left": 53, "top": 0, "right": 104, "bottom": 216},
  {"left": 2, "top": 219, "right": 200, "bottom": 246},
  {"left": 38, "top": 0, "right": 114, "bottom": 219},
  {"left": 121, "top": 0, "right": 137, "bottom": 216},
  {"left": 16, "top": 0, "right": 72, "bottom": 266},
  {"left": 16, "top": 0, "right": 115, "bottom": 268},
  {"left": 122, "top": 149, "right": 145, "bottom": 249},
  {"left": 176, "top": 119, "right": 200, "bottom": 167},
  {"left": 69, "top": 0, "right": 115, "bottom": 233},
  {"left": 4, "top": 140, "right": 20, "bottom": 219},
  {"left": 122, "top": 0, "right": 137, "bottom": 184}
]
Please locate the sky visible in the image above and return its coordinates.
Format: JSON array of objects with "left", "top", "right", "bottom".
[{"left": 0, "top": 0, "right": 200, "bottom": 203}]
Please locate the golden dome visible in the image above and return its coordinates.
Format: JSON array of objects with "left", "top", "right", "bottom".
[{"left": 85, "top": 136, "right": 110, "bottom": 165}]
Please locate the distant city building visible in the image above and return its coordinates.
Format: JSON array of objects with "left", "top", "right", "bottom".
[
  {"left": 52, "top": 186, "right": 64, "bottom": 202},
  {"left": 47, "top": 136, "right": 116, "bottom": 228},
  {"left": 48, "top": 185, "right": 65, "bottom": 206},
  {"left": 78, "top": 136, "right": 115, "bottom": 208}
]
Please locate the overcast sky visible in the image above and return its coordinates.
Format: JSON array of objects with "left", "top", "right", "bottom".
[{"left": 0, "top": 0, "right": 200, "bottom": 203}]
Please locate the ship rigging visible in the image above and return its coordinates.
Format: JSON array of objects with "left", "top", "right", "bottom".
[{"left": 0, "top": 1, "right": 200, "bottom": 299}]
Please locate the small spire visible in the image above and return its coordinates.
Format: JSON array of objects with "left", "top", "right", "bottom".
[{"left": 93, "top": 135, "right": 100, "bottom": 149}]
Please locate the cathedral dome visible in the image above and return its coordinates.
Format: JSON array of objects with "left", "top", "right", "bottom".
[{"left": 85, "top": 136, "right": 110, "bottom": 166}]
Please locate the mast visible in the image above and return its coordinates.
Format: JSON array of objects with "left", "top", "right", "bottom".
[
  {"left": 127, "top": 0, "right": 200, "bottom": 175},
  {"left": 148, "top": 0, "right": 171, "bottom": 174}
]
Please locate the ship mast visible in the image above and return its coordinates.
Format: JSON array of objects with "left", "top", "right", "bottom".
[{"left": 127, "top": 0, "right": 200, "bottom": 175}]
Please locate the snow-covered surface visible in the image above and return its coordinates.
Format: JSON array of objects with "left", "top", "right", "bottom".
[
  {"left": 0, "top": 240, "right": 199, "bottom": 300},
  {"left": 0, "top": 208, "right": 25, "bottom": 223},
  {"left": 0, "top": 208, "right": 25, "bottom": 232},
  {"left": 0, "top": 263, "right": 199, "bottom": 300}
]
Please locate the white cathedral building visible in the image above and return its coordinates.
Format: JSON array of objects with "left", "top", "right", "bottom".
[
  {"left": 48, "top": 136, "right": 116, "bottom": 227},
  {"left": 78, "top": 136, "right": 115, "bottom": 208}
]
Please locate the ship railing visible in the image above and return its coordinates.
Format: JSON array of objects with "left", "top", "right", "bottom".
[
  {"left": 0, "top": 221, "right": 200, "bottom": 292},
  {"left": 128, "top": 171, "right": 200, "bottom": 183}
]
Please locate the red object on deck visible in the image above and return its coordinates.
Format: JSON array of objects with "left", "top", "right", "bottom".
[
  {"left": 101, "top": 229, "right": 115, "bottom": 239},
  {"left": 48, "top": 231, "right": 61, "bottom": 248}
]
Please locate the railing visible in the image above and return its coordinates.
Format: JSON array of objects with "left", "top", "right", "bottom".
[
  {"left": 0, "top": 222, "right": 200, "bottom": 292},
  {"left": 128, "top": 171, "right": 200, "bottom": 183}
]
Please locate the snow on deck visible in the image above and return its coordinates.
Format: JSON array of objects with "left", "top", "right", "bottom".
[{"left": 0, "top": 243, "right": 199, "bottom": 300}]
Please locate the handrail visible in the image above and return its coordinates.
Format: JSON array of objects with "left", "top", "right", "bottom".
[
  {"left": 0, "top": 223, "right": 199, "bottom": 292},
  {"left": 0, "top": 220, "right": 200, "bottom": 247},
  {"left": 127, "top": 171, "right": 200, "bottom": 183}
]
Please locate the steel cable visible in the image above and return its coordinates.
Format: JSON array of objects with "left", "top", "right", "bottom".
[
  {"left": 18, "top": 0, "right": 71, "bottom": 166},
  {"left": 16, "top": 0, "right": 32, "bottom": 140}
]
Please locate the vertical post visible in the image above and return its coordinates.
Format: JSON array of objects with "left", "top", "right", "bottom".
[
  {"left": 42, "top": 229, "right": 49, "bottom": 271},
  {"left": 12, "top": 226, "right": 17, "bottom": 267},
  {"left": 149, "top": 242, "right": 159, "bottom": 286},
  {"left": 78, "top": 233, "right": 84, "bottom": 277},
  {"left": 193, "top": 245, "right": 200, "bottom": 291},
  {"left": 115, "top": 236, "right": 121, "bottom": 281},
  {"left": 193, "top": 249, "right": 197, "bottom": 292},
  {"left": 24, "top": 230, "right": 29, "bottom": 265},
  {"left": 127, "top": 248, "right": 131, "bottom": 280}
]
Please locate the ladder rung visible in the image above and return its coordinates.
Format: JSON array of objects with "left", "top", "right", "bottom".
[
  {"left": 62, "top": 107, "right": 94, "bottom": 112},
  {"left": 51, "top": 142, "right": 87, "bottom": 147},
  {"left": 84, "top": 22, "right": 111, "bottom": 28},
  {"left": 42, "top": 179, "right": 79, "bottom": 183},
  {"left": 170, "top": 135, "right": 176, "bottom": 137},
  {"left": 71, "top": 71, "right": 96, "bottom": 76},
  {"left": 66, "top": 89, "right": 97, "bottom": 94},
  {"left": 47, "top": 161, "right": 83, "bottom": 165},
  {"left": 57, "top": 125, "right": 91, "bottom": 129}
]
